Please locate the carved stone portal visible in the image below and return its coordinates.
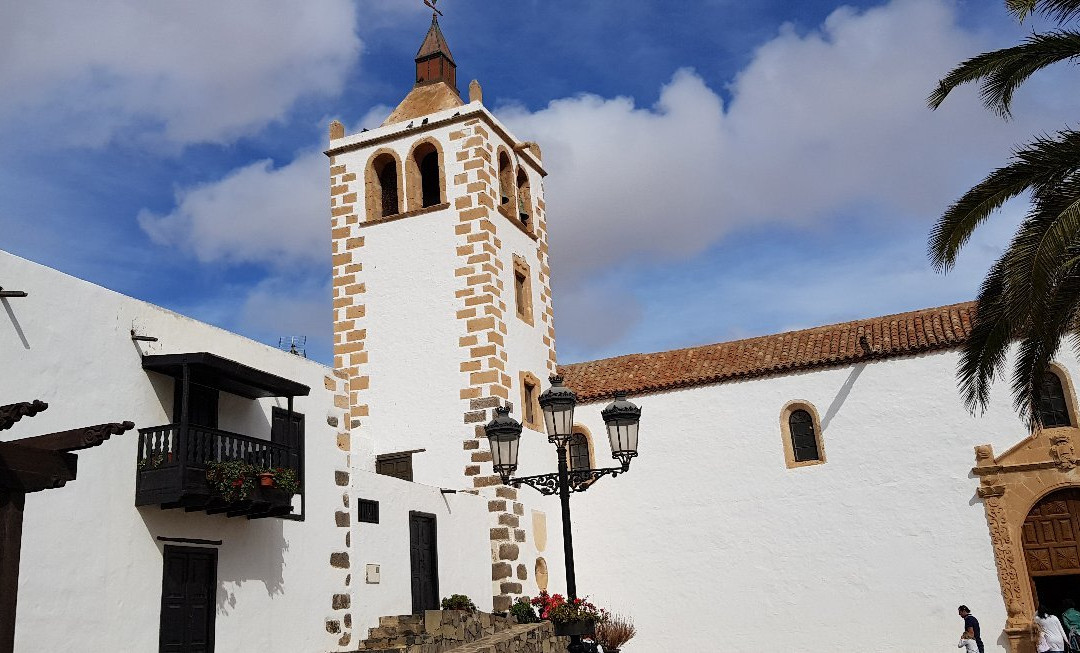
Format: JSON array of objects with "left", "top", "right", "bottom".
[{"left": 974, "top": 426, "right": 1080, "bottom": 653}]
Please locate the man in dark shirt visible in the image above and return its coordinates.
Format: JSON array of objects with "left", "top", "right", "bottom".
[{"left": 959, "top": 605, "right": 984, "bottom": 653}]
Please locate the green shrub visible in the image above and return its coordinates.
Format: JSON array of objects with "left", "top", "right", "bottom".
[
  {"left": 510, "top": 597, "right": 540, "bottom": 623},
  {"left": 441, "top": 594, "right": 477, "bottom": 611}
]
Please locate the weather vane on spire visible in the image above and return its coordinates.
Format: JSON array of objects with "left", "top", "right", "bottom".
[{"left": 423, "top": 0, "right": 443, "bottom": 17}]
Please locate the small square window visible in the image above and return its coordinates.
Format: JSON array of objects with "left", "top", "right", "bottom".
[{"left": 358, "top": 499, "right": 379, "bottom": 524}]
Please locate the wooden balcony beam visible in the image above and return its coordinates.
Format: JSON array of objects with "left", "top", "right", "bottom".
[
  {"left": 13, "top": 421, "right": 134, "bottom": 453},
  {"left": 0, "top": 443, "right": 77, "bottom": 493},
  {"left": 0, "top": 401, "right": 48, "bottom": 432}
]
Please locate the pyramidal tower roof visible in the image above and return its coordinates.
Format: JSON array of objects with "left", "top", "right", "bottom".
[
  {"left": 416, "top": 14, "right": 455, "bottom": 65},
  {"left": 382, "top": 12, "right": 464, "bottom": 127}
]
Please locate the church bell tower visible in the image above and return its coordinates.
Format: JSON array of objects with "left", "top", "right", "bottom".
[{"left": 325, "top": 13, "right": 557, "bottom": 499}]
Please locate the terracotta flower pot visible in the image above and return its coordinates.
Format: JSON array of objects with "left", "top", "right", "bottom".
[{"left": 258, "top": 472, "right": 275, "bottom": 488}]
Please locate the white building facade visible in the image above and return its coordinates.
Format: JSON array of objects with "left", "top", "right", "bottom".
[
  {"left": 0, "top": 251, "right": 495, "bottom": 652},
  {"left": 4, "top": 13, "right": 1076, "bottom": 653}
]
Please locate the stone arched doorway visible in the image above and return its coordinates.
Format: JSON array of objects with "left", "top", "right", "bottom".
[
  {"left": 974, "top": 429, "right": 1080, "bottom": 653},
  {"left": 1022, "top": 488, "right": 1080, "bottom": 613}
]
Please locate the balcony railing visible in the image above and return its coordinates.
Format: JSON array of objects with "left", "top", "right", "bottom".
[{"left": 135, "top": 424, "right": 299, "bottom": 519}]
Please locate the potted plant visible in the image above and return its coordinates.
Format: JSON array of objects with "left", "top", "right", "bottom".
[
  {"left": 269, "top": 467, "right": 299, "bottom": 495},
  {"left": 205, "top": 460, "right": 256, "bottom": 502},
  {"left": 258, "top": 471, "right": 275, "bottom": 487},
  {"left": 530, "top": 592, "right": 603, "bottom": 636},
  {"left": 594, "top": 612, "right": 636, "bottom": 653}
]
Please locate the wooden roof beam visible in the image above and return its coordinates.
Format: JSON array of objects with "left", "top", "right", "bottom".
[
  {"left": 12, "top": 421, "right": 134, "bottom": 453},
  {"left": 0, "top": 401, "right": 47, "bottom": 432}
]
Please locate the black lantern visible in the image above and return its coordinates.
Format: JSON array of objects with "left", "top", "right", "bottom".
[
  {"left": 484, "top": 406, "right": 522, "bottom": 483},
  {"left": 538, "top": 375, "right": 577, "bottom": 442},
  {"left": 601, "top": 391, "right": 641, "bottom": 470}
]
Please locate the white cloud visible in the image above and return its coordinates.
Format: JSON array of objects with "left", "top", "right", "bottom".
[
  {"left": 499, "top": 0, "right": 1069, "bottom": 283},
  {"left": 0, "top": 1, "right": 359, "bottom": 146},
  {"left": 133, "top": 0, "right": 1080, "bottom": 358},
  {"left": 138, "top": 151, "right": 327, "bottom": 265}
]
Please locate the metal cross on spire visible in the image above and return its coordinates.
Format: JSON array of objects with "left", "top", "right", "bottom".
[{"left": 423, "top": 0, "right": 443, "bottom": 17}]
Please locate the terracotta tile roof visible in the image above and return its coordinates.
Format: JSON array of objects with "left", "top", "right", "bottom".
[{"left": 558, "top": 301, "right": 976, "bottom": 403}]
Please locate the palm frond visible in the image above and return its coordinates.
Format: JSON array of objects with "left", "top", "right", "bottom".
[
  {"left": 1022, "top": 176, "right": 1080, "bottom": 301},
  {"left": 1017, "top": 0, "right": 1080, "bottom": 23},
  {"left": 929, "top": 129, "right": 1080, "bottom": 272},
  {"left": 927, "top": 30, "right": 1080, "bottom": 118},
  {"left": 1007, "top": 0, "right": 1037, "bottom": 20},
  {"left": 1010, "top": 250, "right": 1080, "bottom": 426},
  {"left": 958, "top": 257, "right": 1021, "bottom": 413}
]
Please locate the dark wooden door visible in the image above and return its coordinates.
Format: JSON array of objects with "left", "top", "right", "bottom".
[
  {"left": 1023, "top": 489, "right": 1080, "bottom": 576},
  {"left": 409, "top": 512, "right": 439, "bottom": 613},
  {"left": 271, "top": 407, "right": 304, "bottom": 472},
  {"left": 173, "top": 383, "right": 218, "bottom": 429},
  {"left": 159, "top": 546, "right": 217, "bottom": 653}
]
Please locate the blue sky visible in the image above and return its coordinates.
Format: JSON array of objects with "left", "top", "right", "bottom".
[{"left": 0, "top": 0, "right": 1073, "bottom": 364}]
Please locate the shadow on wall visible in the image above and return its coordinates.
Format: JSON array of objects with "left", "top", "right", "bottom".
[
  {"left": 136, "top": 508, "right": 289, "bottom": 615},
  {"left": 2, "top": 298, "right": 30, "bottom": 349},
  {"left": 821, "top": 363, "right": 866, "bottom": 432}
]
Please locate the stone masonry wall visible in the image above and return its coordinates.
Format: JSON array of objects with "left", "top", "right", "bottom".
[{"left": 326, "top": 368, "right": 355, "bottom": 650}]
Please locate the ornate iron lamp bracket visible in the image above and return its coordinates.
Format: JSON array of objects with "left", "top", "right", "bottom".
[{"left": 510, "top": 466, "right": 626, "bottom": 496}]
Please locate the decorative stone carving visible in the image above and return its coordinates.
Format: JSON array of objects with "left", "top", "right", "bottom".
[
  {"left": 1050, "top": 432, "right": 1080, "bottom": 471},
  {"left": 982, "top": 495, "right": 1026, "bottom": 629}
]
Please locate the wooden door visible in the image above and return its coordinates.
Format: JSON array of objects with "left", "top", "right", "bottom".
[
  {"left": 159, "top": 546, "right": 217, "bottom": 653},
  {"left": 409, "top": 512, "right": 439, "bottom": 613},
  {"left": 271, "top": 407, "right": 304, "bottom": 472},
  {"left": 1023, "top": 489, "right": 1080, "bottom": 576}
]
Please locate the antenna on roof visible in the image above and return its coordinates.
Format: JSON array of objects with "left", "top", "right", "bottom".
[{"left": 278, "top": 336, "right": 307, "bottom": 358}]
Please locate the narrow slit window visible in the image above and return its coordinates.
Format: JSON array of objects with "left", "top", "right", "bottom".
[
  {"left": 513, "top": 255, "right": 533, "bottom": 325},
  {"left": 789, "top": 409, "right": 820, "bottom": 462},
  {"left": 1040, "top": 371, "right": 1072, "bottom": 428},
  {"left": 515, "top": 270, "right": 527, "bottom": 317},
  {"left": 523, "top": 379, "right": 538, "bottom": 428}
]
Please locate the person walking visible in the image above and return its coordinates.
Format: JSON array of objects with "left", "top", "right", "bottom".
[
  {"left": 959, "top": 606, "right": 985, "bottom": 653},
  {"left": 1034, "top": 604, "right": 1068, "bottom": 653}
]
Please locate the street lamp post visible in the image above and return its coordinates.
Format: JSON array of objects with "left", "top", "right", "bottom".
[{"left": 484, "top": 375, "right": 642, "bottom": 653}]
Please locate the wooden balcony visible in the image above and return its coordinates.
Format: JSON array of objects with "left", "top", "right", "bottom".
[{"left": 135, "top": 424, "right": 299, "bottom": 519}]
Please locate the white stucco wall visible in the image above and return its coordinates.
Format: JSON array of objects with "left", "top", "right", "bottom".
[
  {"left": 348, "top": 206, "right": 466, "bottom": 488},
  {"left": 562, "top": 347, "right": 1080, "bottom": 652},
  {"left": 0, "top": 250, "right": 496, "bottom": 652},
  {"left": 349, "top": 471, "right": 493, "bottom": 634}
]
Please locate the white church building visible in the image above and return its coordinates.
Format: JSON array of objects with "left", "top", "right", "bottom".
[{"left": 2, "top": 14, "right": 1077, "bottom": 653}]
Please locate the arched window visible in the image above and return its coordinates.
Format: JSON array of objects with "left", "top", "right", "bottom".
[
  {"left": 1040, "top": 371, "right": 1073, "bottom": 428},
  {"left": 780, "top": 401, "right": 825, "bottom": 468},
  {"left": 498, "top": 151, "right": 515, "bottom": 215},
  {"left": 407, "top": 140, "right": 444, "bottom": 211},
  {"left": 569, "top": 432, "right": 590, "bottom": 471},
  {"left": 366, "top": 151, "right": 401, "bottom": 221},
  {"left": 516, "top": 168, "right": 532, "bottom": 228},
  {"left": 789, "top": 410, "right": 820, "bottom": 462}
]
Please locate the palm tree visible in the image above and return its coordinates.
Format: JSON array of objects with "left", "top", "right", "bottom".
[{"left": 927, "top": 0, "right": 1080, "bottom": 427}]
